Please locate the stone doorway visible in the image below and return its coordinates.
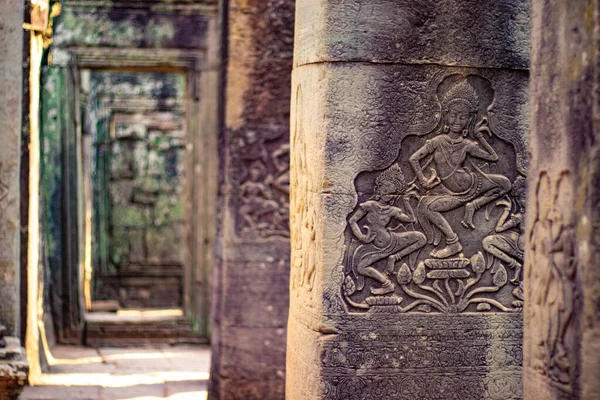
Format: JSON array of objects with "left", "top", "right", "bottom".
[
  {"left": 79, "top": 70, "right": 202, "bottom": 345},
  {"left": 86, "top": 71, "right": 187, "bottom": 311},
  {"left": 39, "top": 59, "right": 214, "bottom": 346}
]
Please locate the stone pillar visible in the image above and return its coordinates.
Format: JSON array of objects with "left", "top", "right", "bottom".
[
  {"left": 209, "top": 0, "right": 294, "bottom": 399},
  {"left": 524, "top": 1, "right": 600, "bottom": 399},
  {"left": 288, "top": 1, "right": 530, "bottom": 399},
  {"left": 0, "top": 0, "right": 30, "bottom": 398}
]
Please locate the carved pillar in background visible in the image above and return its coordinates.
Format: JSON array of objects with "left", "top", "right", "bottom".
[
  {"left": 524, "top": 1, "right": 600, "bottom": 399},
  {"left": 287, "top": 1, "right": 530, "bottom": 399},
  {"left": 209, "top": 0, "right": 294, "bottom": 399},
  {"left": 0, "top": 0, "right": 30, "bottom": 397}
]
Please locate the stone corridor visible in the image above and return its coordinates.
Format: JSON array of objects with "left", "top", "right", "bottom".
[{"left": 20, "top": 346, "right": 209, "bottom": 400}]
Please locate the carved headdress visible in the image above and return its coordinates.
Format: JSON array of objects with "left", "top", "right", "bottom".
[
  {"left": 442, "top": 80, "right": 480, "bottom": 113},
  {"left": 376, "top": 164, "right": 407, "bottom": 194}
]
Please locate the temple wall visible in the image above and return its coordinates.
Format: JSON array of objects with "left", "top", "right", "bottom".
[{"left": 209, "top": 0, "right": 294, "bottom": 398}]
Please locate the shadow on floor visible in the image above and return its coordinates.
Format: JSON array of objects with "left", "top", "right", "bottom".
[{"left": 20, "top": 345, "right": 210, "bottom": 400}]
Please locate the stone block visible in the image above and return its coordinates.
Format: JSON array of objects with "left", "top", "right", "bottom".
[
  {"left": 146, "top": 225, "right": 184, "bottom": 266},
  {"left": 111, "top": 205, "right": 148, "bottom": 228},
  {"left": 0, "top": 338, "right": 29, "bottom": 400},
  {"left": 54, "top": 6, "right": 214, "bottom": 50},
  {"left": 220, "top": 262, "right": 290, "bottom": 329},
  {"left": 295, "top": 0, "right": 530, "bottom": 70},
  {"left": 109, "top": 180, "right": 134, "bottom": 206}
]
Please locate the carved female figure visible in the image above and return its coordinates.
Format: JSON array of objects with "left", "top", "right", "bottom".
[
  {"left": 409, "top": 80, "right": 511, "bottom": 259},
  {"left": 348, "top": 165, "right": 426, "bottom": 296},
  {"left": 239, "top": 160, "right": 280, "bottom": 231},
  {"left": 482, "top": 177, "right": 526, "bottom": 284}
]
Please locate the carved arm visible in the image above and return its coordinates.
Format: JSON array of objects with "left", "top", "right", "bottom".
[
  {"left": 348, "top": 207, "right": 373, "bottom": 242},
  {"left": 409, "top": 146, "right": 438, "bottom": 189},
  {"left": 396, "top": 197, "right": 417, "bottom": 224},
  {"left": 471, "top": 122, "right": 499, "bottom": 161}
]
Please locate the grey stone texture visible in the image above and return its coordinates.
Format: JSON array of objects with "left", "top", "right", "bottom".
[
  {"left": 524, "top": 1, "right": 600, "bottom": 399},
  {"left": 209, "top": 0, "right": 294, "bottom": 398},
  {"left": 288, "top": 1, "right": 529, "bottom": 399},
  {"left": 0, "top": 0, "right": 29, "bottom": 396},
  {"left": 0, "top": 0, "right": 24, "bottom": 339}
]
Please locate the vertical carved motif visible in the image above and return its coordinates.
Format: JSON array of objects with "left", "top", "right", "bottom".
[
  {"left": 235, "top": 134, "right": 290, "bottom": 238},
  {"left": 0, "top": 162, "right": 12, "bottom": 241},
  {"left": 527, "top": 170, "right": 577, "bottom": 390},
  {"left": 290, "top": 85, "right": 317, "bottom": 295},
  {"left": 341, "top": 74, "right": 526, "bottom": 313}
]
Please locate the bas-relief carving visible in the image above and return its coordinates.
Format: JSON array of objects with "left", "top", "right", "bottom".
[
  {"left": 286, "top": 71, "right": 527, "bottom": 400},
  {"left": 0, "top": 162, "right": 14, "bottom": 242},
  {"left": 235, "top": 131, "right": 290, "bottom": 239},
  {"left": 340, "top": 75, "right": 526, "bottom": 314},
  {"left": 290, "top": 84, "right": 317, "bottom": 296},
  {"left": 526, "top": 170, "right": 577, "bottom": 392}
]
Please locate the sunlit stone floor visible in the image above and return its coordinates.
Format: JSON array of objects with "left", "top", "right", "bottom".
[{"left": 20, "top": 345, "right": 210, "bottom": 400}]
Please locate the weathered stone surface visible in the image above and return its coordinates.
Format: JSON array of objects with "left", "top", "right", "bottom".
[
  {"left": 0, "top": 0, "right": 30, "bottom": 393},
  {"left": 295, "top": 0, "right": 530, "bottom": 70},
  {"left": 0, "top": 336, "right": 29, "bottom": 400},
  {"left": 209, "top": 0, "right": 294, "bottom": 398},
  {"left": 0, "top": 0, "right": 24, "bottom": 338},
  {"left": 54, "top": 0, "right": 216, "bottom": 51},
  {"left": 288, "top": 2, "right": 529, "bottom": 399},
  {"left": 524, "top": 1, "right": 600, "bottom": 399}
]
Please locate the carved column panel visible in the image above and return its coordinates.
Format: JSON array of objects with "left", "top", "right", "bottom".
[
  {"left": 288, "top": 1, "right": 530, "bottom": 399},
  {"left": 209, "top": 0, "right": 294, "bottom": 399},
  {"left": 525, "top": 1, "right": 600, "bottom": 399},
  {"left": 0, "top": 0, "right": 29, "bottom": 397}
]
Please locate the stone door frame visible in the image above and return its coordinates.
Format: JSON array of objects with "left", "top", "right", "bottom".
[{"left": 57, "top": 46, "right": 217, "bottom": 338}]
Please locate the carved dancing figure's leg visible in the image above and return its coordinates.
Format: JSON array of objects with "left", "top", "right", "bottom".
[
  {"left": 239, "top": 204, "right": 257, "bottom": 229},
  {"left": 482, "top": 235, "right": 522, "bottom": 283},
  {"left": 426, "top": 211, "right": 463, "bottom": 258},
  {"left": 357, "top": 253, "right": 395, "bottom": 295},
  {"left": 424, "top": 196, "right": 465, "bottom": 258},
  {"left": 463, "top": 174, "right": 512, "bottom": 228},
  {"left": 386, "top": 232, "right": 427, "bottom": 272}
]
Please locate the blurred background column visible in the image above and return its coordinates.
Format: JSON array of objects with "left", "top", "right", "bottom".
[
  {"left": 525, "top": 1, "right": 600, "bottom": 399},
  {"left": 0, "top": 0, "right": 30, "bottom": 398}
]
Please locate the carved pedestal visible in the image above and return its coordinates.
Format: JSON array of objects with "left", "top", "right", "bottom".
[
  {"left": 0, "top": 326, "right": 29, "bottom": 400},
  {"left": 525, "top": 1, "right": 600, "bottom": 399},
  {"left": 287, "top": 1, "right": 530, "bottom": 399}
]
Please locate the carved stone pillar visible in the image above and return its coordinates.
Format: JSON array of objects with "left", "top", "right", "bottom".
[
  {"left": 0, "top": 0, "right": 30, "bottom": 398},
  {"left": 209, "top": 0, "right": 294, "bottom": 399},
  {"left": 288, "top": 1, "right": 530, "bottom": 399},
  {"left": 524, "top": 1, "right": 600, "bottom": 399}
]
